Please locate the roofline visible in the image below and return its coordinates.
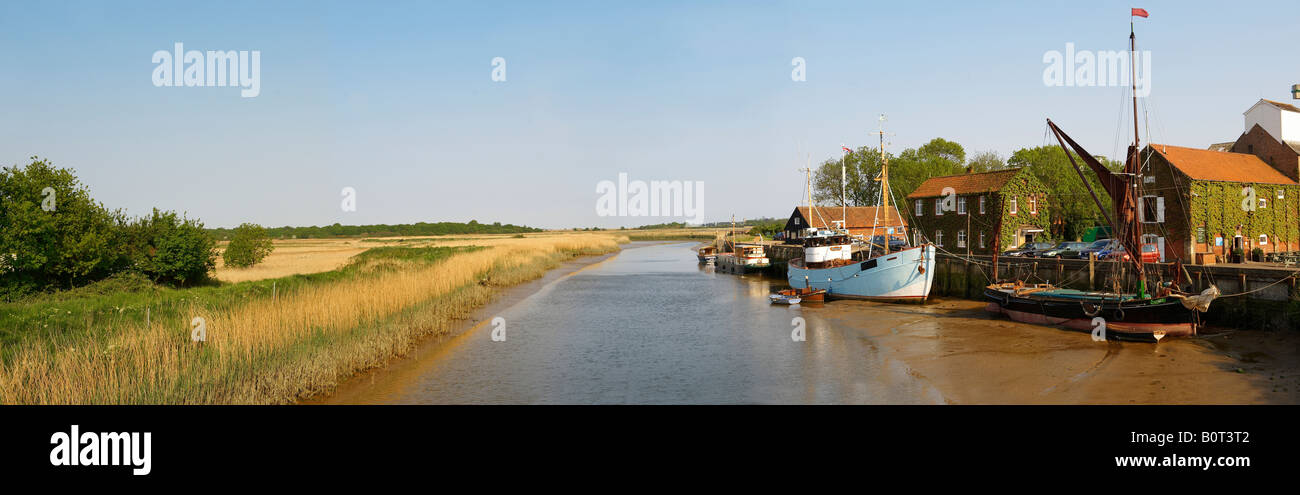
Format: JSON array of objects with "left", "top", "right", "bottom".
[
  {"left": 905, "top": 167, "right": 1027, "bottom": 199},
  {"left": 1245, "top": 98, "right": 1300, "bottom": 116},
  {"left": 1147, "top": 144, "right": 1300, "bottom": 186}
]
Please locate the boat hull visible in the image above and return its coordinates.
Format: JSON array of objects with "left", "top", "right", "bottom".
[
  {"left": 983, "top": 287, "right": 1196, "bottom": 342},
  {"left": 787, "top": 245, "right": 936, "bottom": 302},
  {"left": 716, "top": 254, "right": 769, "bottom": 274}
]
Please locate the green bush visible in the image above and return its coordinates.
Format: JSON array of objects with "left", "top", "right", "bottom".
[
  {"left": 124, "top": 209, "right": 217, "bottom": 285},
  {"left": 222, "top": 223, "right": 275, "bottom": 268},
  {"left": 0, "top": 157, "right": 129, "bottom": 294}
]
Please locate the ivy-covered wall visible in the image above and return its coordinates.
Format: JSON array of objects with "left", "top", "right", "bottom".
[
  {"left": 1187, "top": 181, "right": 1300, "bottom": 253},
  {"left": 1145, "top": 148, "right": 1300, "bottom": 261},
  {"left": 906, "top": 168, "right": 1052, "bottom": 254}
]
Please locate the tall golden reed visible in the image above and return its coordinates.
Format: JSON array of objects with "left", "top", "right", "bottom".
[{"left": 0, "top": 234, "right": 623, "bottom": 404}]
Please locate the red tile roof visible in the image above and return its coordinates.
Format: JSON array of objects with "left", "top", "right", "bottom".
[
  {"left": 1150, "top": 144, "right": 1298, "bottom": 185},
  {"left": 906, "top": 168, "right": 1023, "bottom": 199},
  {"left": 794, "top": 206, "right": 906, "bottom": 230}
]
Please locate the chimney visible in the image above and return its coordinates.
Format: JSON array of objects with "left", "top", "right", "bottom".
[{"left": 1293, "top": 84, "right": 1300, "bottom": 100}]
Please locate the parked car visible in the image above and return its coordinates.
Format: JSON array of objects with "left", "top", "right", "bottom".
[
  {"left": 863, "top": 235, "right": 908, "bottom": 252},
  {"left": 1007, "top": 242, "right": 1055, "bottom": 257},
  {"left": 1039, "top": 241, "right": 1091, "bottom": 258},
  {"left": 1098, "top": 244, "right": 1128, "bottom": 261},
  {"left": 1139, "top": 243, "right": 1160, "bottom": 263},
  {"left": 1072, "top": 239, "right": 1116, "bottom": 259},
  {"left": 1098, "top": 243, "right": 1159, "bottom": 263}
]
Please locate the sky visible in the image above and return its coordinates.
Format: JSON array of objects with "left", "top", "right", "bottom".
[{"left": 1, "top": 1, "right": 1297, "bottom": 229}]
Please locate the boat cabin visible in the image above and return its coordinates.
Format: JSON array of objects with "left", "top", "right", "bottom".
[{"left": 801, "top": 230, "right": 853, "bottom": 266}]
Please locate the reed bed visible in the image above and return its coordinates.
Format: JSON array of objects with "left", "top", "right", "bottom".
[{"left": 0, "top": 234, "right": 623, "bottom": 404}]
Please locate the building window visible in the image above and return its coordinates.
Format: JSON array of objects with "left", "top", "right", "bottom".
[
  {"left": 1139, "top": 196, "right": 1164, "bottom": 223},
  {"left": 957, "top": 196, "right": 967, "bottom": 215},
  {"left": 935, "top": 230, "right": 944, "bottom": 247},
  {"left": 1260, "top": 234, "right": 1269, "bottom": 245},
  {"left": 1278, "top": 189, "right": 1285, "bottom": 200},
  {"left": 1196, "top": 227, "right": 1206, "bottom": 244},
  {"left": 1259, "top": 198, "right": 1268, "bottom": 209},
  {"left": 1029, "top": 197, "right": 1038, "bottom": 215},
  {"left": 979, "top": 231, "right": 986, "bottom": 248},
  {"left": 957, "top": 229, "right": 967, "bottom": 248},
  {"left": 979, "top": 195, "right": 986, "bottom": 214},
  {"left": 1009, "top": 196, "right": 1017, "bottom": 215},
  {"left": 793, "top": 217, "right": 800, "bottom": 226},
  {"left": 935, "top": 199, "right": 944, "bottom": 216},
  {"left": 915, "top": 200, "right": 923, "bottom": 216}
]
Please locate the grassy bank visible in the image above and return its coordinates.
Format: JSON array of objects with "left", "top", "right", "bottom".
[{"left": 0, "top": 235, "right": 623, "bottom": 404}]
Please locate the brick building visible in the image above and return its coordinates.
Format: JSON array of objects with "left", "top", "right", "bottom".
[
  {"left": 1141, "top": 144, "right": 1300, "bottom": 262},
  {"left": 905, "top": 168, "right": 1051, "bottom": 255}
]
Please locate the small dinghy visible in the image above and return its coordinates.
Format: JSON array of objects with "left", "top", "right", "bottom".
[{"left": 768, "top": 293, "right": 802, "bottom": 305}]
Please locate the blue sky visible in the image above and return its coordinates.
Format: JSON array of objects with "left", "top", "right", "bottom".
[{"left": 1, "top": 1, "right": 1296, "bottom": 229}]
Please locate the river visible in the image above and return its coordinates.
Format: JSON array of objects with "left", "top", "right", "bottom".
[{"left": 318, "top": 242, "right": 1300, "bottom": 404}]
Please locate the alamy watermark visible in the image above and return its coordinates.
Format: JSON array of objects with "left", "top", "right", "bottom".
[
  {"left": 1042, "top": 43, "right": 1151, "bottom": 97},
  {"left": 152, "top": 43, "right": 261, "bottom": 98},
  {"left": 595, "top": 173, "right": 704, "bottom": 225}
]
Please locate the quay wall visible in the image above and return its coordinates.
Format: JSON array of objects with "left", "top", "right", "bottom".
[
  {"left": 929, "top": 253, "right": 1300, "bottom": 331},
  {"left": 725, "top": 241, "right": 1300, "bottom": 331}
]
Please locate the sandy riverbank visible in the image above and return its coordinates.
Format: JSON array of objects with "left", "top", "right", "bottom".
[{"left": 817, "top": 298, "right": 1300, "bottom": 404}]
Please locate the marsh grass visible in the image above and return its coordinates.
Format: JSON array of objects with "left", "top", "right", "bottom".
[{"left": 0, "top": 235, "right": 623, "bottom": 404}]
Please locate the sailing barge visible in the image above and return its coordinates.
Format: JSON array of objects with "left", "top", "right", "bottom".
[{"left": 983, "top": 20, "right": 1216, "bottom": 342}]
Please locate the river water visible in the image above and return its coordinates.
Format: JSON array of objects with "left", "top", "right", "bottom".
[{"left": 323, "top": 242, "right": 1300, "bottom": 405}]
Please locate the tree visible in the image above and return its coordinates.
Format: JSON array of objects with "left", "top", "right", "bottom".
[
  {"left": 124, "top": 209, "right": 217, "bottom": 285},
  {"left": 967, "top": 151, "right": 1006, "bottom": 173},
  {"left": 1007, "top": 146, "right": 1122, "bottom": 241},
  {"left": 0, "top": 157, "right": 128, "bottom": 293},
  {"left": 222, "top": 223, "right": 275, "bottom": 268},
  {"left": 812, "top": 146, "right": 885, "bottom": 206},
  {"left": 812, "top": 138, "right": 968, "bottom": 211}
]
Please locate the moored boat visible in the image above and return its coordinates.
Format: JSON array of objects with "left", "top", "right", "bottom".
[
  {"left": 983, "top": 283, "right": 1199, "bottom": 342},
  {"left": 697, "top": 245, "right": 717, "bottom": 264},
  {"left": 787, "top": 230, "right": 935, "bottom": 302},
  {"left": 768, "top": 293, "right": 802, "bottom": 305},
  {"left": 784, "top": 117, "right": 936, "bottom": 303},
  {"left": 717, "top": 243, "right": 770, "bottom": 274},
  {"left": 982, "top": 20, "right": 1215, "bottom": 341}
]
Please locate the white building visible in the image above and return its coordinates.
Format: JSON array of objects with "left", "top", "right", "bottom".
[{"left": 1243, "top": 99, "right": 1300, "bottom": 149}]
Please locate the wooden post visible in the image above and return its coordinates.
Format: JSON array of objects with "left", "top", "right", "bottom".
[
  {"left": 1056, "top": 259, "right": 1064, "bottom": 286},
  {"left": 1240, "top": 273, "right": 1248, "bottom": 296},
  {"left": 964, "top": 258, "right": 971, "bottom": 298},
  {"left": 1088, "top": 253, "right": 1096, "bottom": 290},
  {"left": 946, "top": 255, "right": 956, "bottom": 294}
]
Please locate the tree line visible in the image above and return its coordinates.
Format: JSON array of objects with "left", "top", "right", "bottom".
[
  {"left": 1, "top": 157, "right": 543, "bottom": 300},
  {"left": 810, "top": 139, "right": 1121, "bottom": 241},
  {"left": 206, "top": 220, "right": 542, "bottom": 240}
]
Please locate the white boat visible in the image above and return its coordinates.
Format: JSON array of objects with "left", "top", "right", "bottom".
[{"left": 768, "top": 293, "right": 802, "bottom": 305}]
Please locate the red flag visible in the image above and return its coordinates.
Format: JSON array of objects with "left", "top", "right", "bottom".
[
  {"left": 841, "top": 146, "right": 852, "bottom": 154},
  {"left": 1131, "top": 8, "right": 1149, "bottom": 18}
]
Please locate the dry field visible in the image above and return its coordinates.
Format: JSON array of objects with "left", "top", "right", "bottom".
[
  {"left": 0, "top": 232, "right": 625, "bottom": 404},
  {"left": 214, "top": 239, "right": 371, "bottom": 283}
]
